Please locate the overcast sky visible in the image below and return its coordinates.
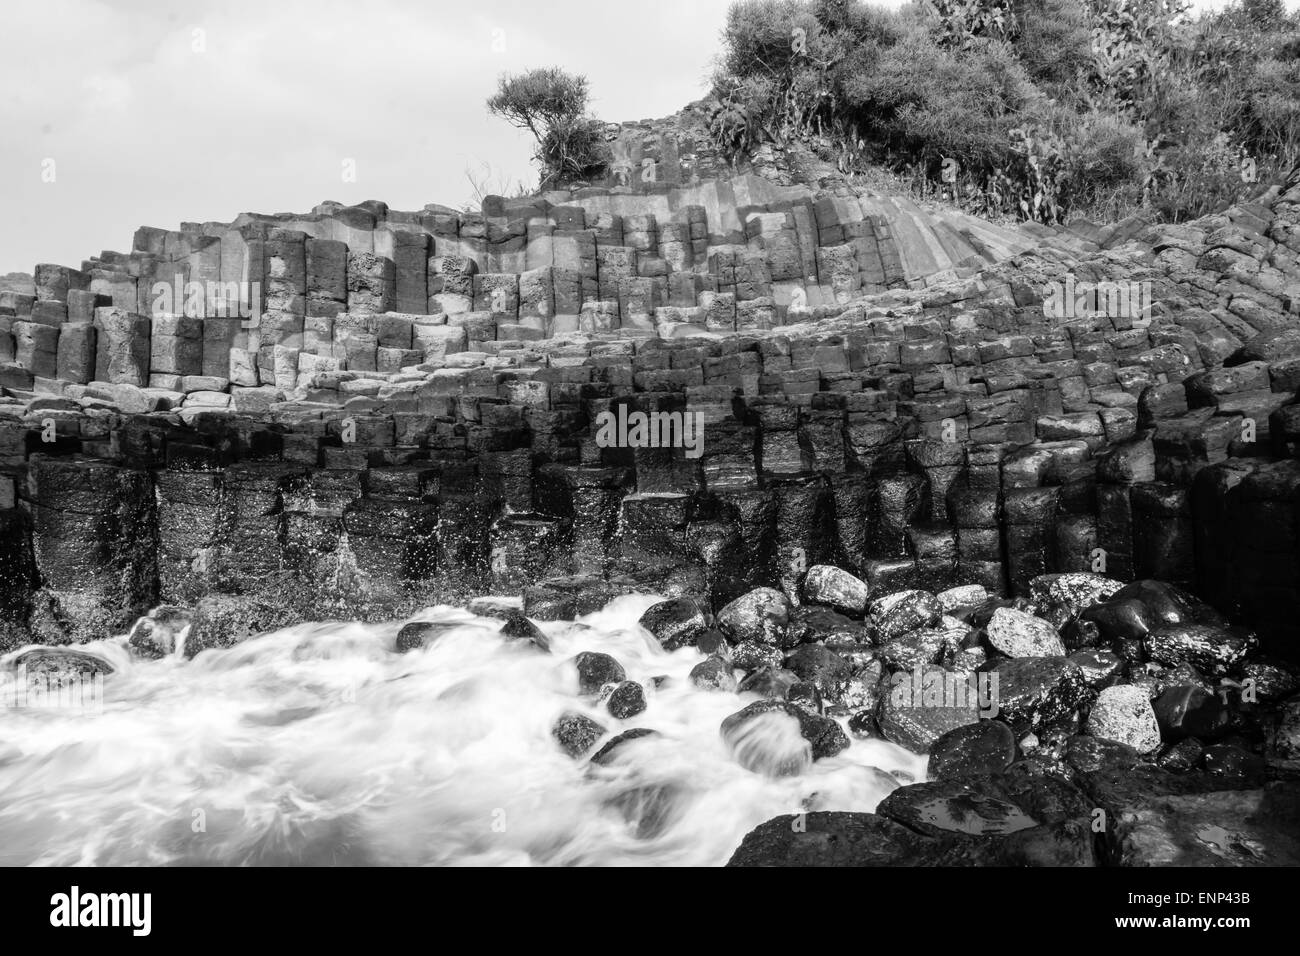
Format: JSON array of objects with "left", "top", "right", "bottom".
[{"left": 0, "top": 0, "right": 1285, "bottom": 275}]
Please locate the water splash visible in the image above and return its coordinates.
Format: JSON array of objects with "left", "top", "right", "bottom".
[{"left": 0, "top": 594, "right": 925, "bottom": 866}]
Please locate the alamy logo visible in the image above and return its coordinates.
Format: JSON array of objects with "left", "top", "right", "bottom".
[
  {"left": 50, "top": 886, "right": 151, "bottom": 936},
  {"left": 890, "top": 666, "right": 999, "bottom": 718},
  {"left": 1, "top": 665, "right": 103, "bottom": 715},
  {"left": 594, "top": 405, "right": 705, "bottom": 459},
  {"left": 1042, "top": 276, "right": 1150, "bottom": 320},
  {"left": 151, "top": 273, "right": 261, "bottom": 320}
]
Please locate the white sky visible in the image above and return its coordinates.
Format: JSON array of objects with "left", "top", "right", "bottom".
[{"left": 0, "top": 0, "right": 1291, "bottom": 275}]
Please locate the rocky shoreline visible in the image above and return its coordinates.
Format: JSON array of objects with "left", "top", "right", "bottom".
[
  {"left": 622, "top": 569, "right": 1299, "bottom": 866},
  {"left": 6, "top": 557, "right": 1299, "bottom": 865},
  {"left": 3, "top": 118, "right": 1300, "bottom": 867}
]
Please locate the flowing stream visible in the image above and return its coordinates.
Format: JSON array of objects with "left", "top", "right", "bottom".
[{"left": 0, "top": 594, "right": 925, "bottom": 866}]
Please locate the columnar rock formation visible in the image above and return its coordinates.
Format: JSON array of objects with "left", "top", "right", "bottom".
[{"left": 1, "top": 117, "right": 1299, "bottom": 661}]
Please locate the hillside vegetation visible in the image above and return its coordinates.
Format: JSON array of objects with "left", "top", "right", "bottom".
[{"left": 703, "top": 0, "right": 1299, "bottom": 224}]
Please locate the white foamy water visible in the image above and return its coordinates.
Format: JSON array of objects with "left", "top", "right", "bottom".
[{"left": 0, "top": 594, "right": 926, "bottom": 866}]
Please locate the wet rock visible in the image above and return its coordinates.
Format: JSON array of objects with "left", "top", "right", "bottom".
[
  {"left": 498, "top": 612, "right": 550, "bottom": 652},
  {"left": 932, "top": 818, "right": 1097, "bottom": 865},
  {"left": 606, "top": 680, "right": 647, "bottom": 718},
  {"left": 1147, "top": 660, "right": 1215, "bottom": 696},
  {"left": 638, "top": 597, "right": 710, "bottom": 650},
  {"left": 737, "top": 666, "right": 800, "bottom": 698},
  {"left": 396, "top": 620, "right": 458, "bottom": 652},
  {"left": 927, "top": 720, "right": 1017, "bottom": 779},
  {"left": 727, "top": 811, "right": 1095, "bottom": 866},
  {"left": 522, "top": 584, "right": 578, "bottom": 621},
  {"left": 1157, "top": 737, "right": 1204, "bottom": 773},
  {"left": 720, "top": 699, "right": 849, "bottom": 774},
  {"left": 465, "top": 597, "right": 521, "bottom": 620},
  {"left": 552, "top": 711, "right": 606, "bottom": 758},
  {"left": 1242, "top": 658, "right": 1300, "bottom": 703},
  {"left": 1086, "top": 684, "right": 1162, "bottom": 753},
  {"left": 1145, "top": 623, "right": 1256, "bottom": 676},
  {"left": 694, "top": 628, "right": 731, "bottom": 658},
  {"left": 784, "top": 644, "right": 852, "bottom": 701},
  {"left": 1092, "top": 776, "right": 1300, "bottom": 866},
  {"left": 1064, "top": 735, "right": 1140, "bottom": 774},
  {"left": 1112, "top": 579, "right": 1228, "bottom": 628},
  {"left": 936, "top": 584, "right": 988, "bottom": 613},
  {"left": 1068, "top": 648, "right": 1125, "bottom": 689},
  {"left": 1029, "top": 572, "right": 1123, "bottom": 628},
  {"left": 878, "top": 627, "right": 949, "bottom": 671},
  {"left": 1152, "top": 684, "right": 1229, "bottom": 742},
  {"left": 1268, "top": 695, "right": 1300, "bottom": 763},
  {"left": 732, "top": 640, "right": 784, "bottom": 672},
  {"left": 9, "top": 647, "right": 114, "bottom": 680},
  {"left": 589, "top": 727, "right": 660, "bottom": 766},
  {"left": 573, "top": 651, "right": 626, "bottom": 695},
  {"left": 991, "top": 657, "right": 1089, "bottom": 738},
  {"left": 868, "top": 589, "right": 942, "bottom": 641},
  {"left": 717, "top": 587, "right": 794, "bottom": 648},
  {"left": 878, "top": 773, "right": 1091, "bottom": 839},
  {"left": 876, "top": 667, "right": 986, "bottom": 753},
  {"left": 802, "top": 565, "right": 870, "bottom": 616},
  {"left": 961, "top": 597, "right": 1027, "bottom": 629},
  {"left": 187, "top": 594, "right": 301, "bottom": 659},
  {"left": 789, "top": 605, "right": 872, "bottom": 645},
  {"left": 127, "top": 606, "right": 191, "bottom": 659},
  {"left": 1202, "top": 744, "right": 1266, "bottom": 782},
  {"left": 986, "top": 607, "right": 1066, "bottom": 658},
  {"left": 831, "top": 656, "right": 884, "bottom": 715},
  {"left": 689, "top": 655, "right": 738, "bottom": 692},
  {"left": 1060, "top": 617, "right": 1104, "bottom": 651},
  {"left": 804, "top": 766, "right": 901, "bottom": 810},
  {"left": 847, "top": 708, "right": 877, "bottom": 739},
  {"left": 949, "top": 646, "right": 988, "bottom": 674},
  {"left": 726, "top": 812, "right": 929, "bottom": 866},
  {"left": 786, "top": 681, "right": 825, "bottom": 715},
  {"left": 1080, "top": 597, "right": 1156, "bottom": 647}
]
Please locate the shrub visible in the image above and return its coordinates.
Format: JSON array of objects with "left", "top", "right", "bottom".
[
  {"left": 706, "top": 0, "right": 1300, "bottom": 224},
  {"left": 487, "top": 68, "right": 609, "bottom": 188}
]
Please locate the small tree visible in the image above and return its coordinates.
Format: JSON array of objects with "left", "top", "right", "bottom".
[{"left": 487, "top": 68, "right": 607, "bottom": 188}]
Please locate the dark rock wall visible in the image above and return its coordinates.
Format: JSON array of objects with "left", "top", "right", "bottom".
[{"left": 2, "top": 151, "right": 1299, "bottom": 658}]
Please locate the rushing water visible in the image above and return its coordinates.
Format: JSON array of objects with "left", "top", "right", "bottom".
[{"left": 0, "top": 594, "right": 926, "bottom": 866}]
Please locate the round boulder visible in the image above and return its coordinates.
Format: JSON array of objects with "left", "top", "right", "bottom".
[
  {"left": 1086, "top": 684, "right": 1161, "bottom": 752},
  {"left": 986, "top": 607, "right": 1066, "bottom": 658},
  {"left": 572, "top": 651, "right": 626, "bottom": 695},
  {"left": 552, "top": 711, "right": 607, "bottom": 758},
  {"left": 606, "top": 680, "right": 647, "bottom": 719},
  {"left": 717, "top": 587, "right": 794, "bottom": 648},
  {"left": 802, "top": 565, "right": 870, "bottom": 616}
]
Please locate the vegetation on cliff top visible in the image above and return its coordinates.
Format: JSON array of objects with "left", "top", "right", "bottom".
[
  {"left": 706, "top": 0, "right": 1300, "bottom": 224},
  {"left": 483, "top": 1, "right": 1297, "bottom": 228},
  {"left": 486, "top": 67, "right": 610, "bottom": 192}
]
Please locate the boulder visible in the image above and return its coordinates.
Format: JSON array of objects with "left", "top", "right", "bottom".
[
  {"left": 868, "top": 589, "right": 942, "bottom": 642},
  {"left": 1086, "top": 684, "right": 1162, "bottom": 752},
  {"left": 927, "top": 721, "right": 1018, "bottom": 779},
  {"left": 689, "top": 655, "right": 738, "bottom": 692},
  {"left": 802, "top": 565, "right": 870, "bottom": 616},
  {"left": 720, "top": 699, "right": 849, "bottom": 775},
  {"left": 572, "top": 651, "right": 626, "bottom": 694},
  {"left": 605, "top": 680, "right": 647, "bottom": 719},
  {"left": 717, "top": 587, "right": 794, "bottom": 648},
  {"left": 1144, "top": 623, "right": 1255, "bottom": 676},
  {"left": 552, "top": 711, "right": 606, "bottom": 758},
  {"left": 638, "top": 597, "right": 710, "bottom": 650},
  {"left": 985, "top": 607, "right": 1066, "bottom": 658}
]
